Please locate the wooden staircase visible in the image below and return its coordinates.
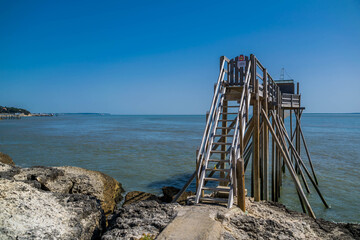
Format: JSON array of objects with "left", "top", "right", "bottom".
[
  {"left": 195, "top": 56, "right": 252, "bottom": 208},
  {"left": 173, "top": 54, "right": 328, "bottom": 219}
]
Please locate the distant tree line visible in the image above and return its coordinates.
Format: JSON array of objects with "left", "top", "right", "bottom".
[{"left": 0, "top": 106, "right": 30, "bottom": 115}]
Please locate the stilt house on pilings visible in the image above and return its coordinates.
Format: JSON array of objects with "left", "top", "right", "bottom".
[{"left": 173, "top": 54, "right": 329, "bottom": 219}]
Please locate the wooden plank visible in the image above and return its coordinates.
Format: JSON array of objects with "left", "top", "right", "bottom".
[{"left": 172, "top": 170, "right": 196, "bottom": 203}]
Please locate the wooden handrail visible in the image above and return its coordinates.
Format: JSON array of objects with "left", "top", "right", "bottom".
[{"left": 197, "top": 59, "right": 227, "bottom": 162}]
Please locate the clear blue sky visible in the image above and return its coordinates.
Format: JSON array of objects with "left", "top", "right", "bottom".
[{"left": 1, "top": 0, "right": 359, "bottom": 114}]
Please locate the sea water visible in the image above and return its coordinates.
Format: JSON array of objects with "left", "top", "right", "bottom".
[{"left": 0, "top": 114, "right": 359, "bottom": 223}]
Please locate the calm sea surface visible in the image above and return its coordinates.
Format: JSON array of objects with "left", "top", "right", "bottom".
[{"left": 0, "top": 114, "right": 359, "bottom": 223}]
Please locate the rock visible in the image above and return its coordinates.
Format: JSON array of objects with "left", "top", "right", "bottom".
[
  {"left": 122, "top": 191, "right": 160, "bottom": 206},
  {"left": 11, "top": 165, "right": 124, "bottom": 216},
  {"left": 0, "top": 178, "right": 105, "bottom": 240},
  {"left": 160, "top": 186, "right": 194, "bottom": 205},
  {"left": 0, "top": 152, "right": 14, "bottom": 166},
  {"left": 57, "top": 166, "right": 125, "bottom": 216},
  {"left": 102, "top": 200, "right": 179, "bottom": 240},
  {"left": 224, "top": 198, "right": 360, "bottom": 240},
  {"left": 0, "top": 163, "right": 20, "bottom": 179},
  {"left": 156, "top": 198, "right": 360, "bottom": 240}
]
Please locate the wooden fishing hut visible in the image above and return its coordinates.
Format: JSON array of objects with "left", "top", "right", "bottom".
[{"left": 173, "top": 54, "right": 330, "bottom": 219}]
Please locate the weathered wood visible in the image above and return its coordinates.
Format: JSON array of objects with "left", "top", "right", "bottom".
[
  {"left": 236, "top": 159, "right": 246, "bottom": 211},
  {"left": 274, "top": 114, "right": 311, "bottom": 194},
  {"left": 235, "top": 56, "right": 239, "bottom": 85},
  {"left": 278, "top": 114, "right": 330, "bottom": 209},
  {"left": 244, "top": 141, "right": 253, "bottom": 171},
  {"left": 220, "top": 100, "right": 228, "bottom": 186},
  {"left": 290, "top": 109, "right": 293, "bottom": 164},
  {"left": 261, "top": 108, "right": 316, "bottom": 219},
  {"left": 271, "top": 111, "right": 276, "bottom": 202},
  {"left": 204, "top": 117, "right": 250, "bottom": 186},
  {"left": 253, "top": 79, "right": 261, "bottom": 201},
  {"left": 262, "top": 69, "right": 269, "bottom": 200},
  {"left": 172, "top": 170, "right": 196, "bottom": 203},
  {"left": 294, "top": 113, "right": 319, "bottom": 185}
]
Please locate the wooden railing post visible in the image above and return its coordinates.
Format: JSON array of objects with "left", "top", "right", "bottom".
[
  {"left": 250, "top": 54, "right": 256, "bottom": 88},
  {"left": 262, "top": 68, "right": 269, "bottom": 200},
  {"left": 295, "top": 82, "right": 301, "bottom": 174},
  {"left": 253, "top": 78, "right": 261, "bottom": 201},
  {"left": 237, "top": 158, "right": 246, "bottom": 211}
]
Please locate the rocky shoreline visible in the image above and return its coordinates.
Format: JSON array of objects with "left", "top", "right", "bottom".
[{"left": 0, "top": 154, "right": 359, "bottom": 240}]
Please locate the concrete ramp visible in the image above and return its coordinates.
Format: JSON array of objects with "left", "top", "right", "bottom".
[{"left": 157, "top": 205, "right": 225, "bottom": 240}]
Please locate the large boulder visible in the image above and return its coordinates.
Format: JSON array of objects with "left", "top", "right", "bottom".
[
  {"left": 102, "top": 200, "right": 179, "bottom": 240},
  {"left": 0, "top": 178, "right": 105, "bottom": 240},
  {"left": 12, "top": 165, "right": 124, "bottom": 216},
  {"left": 0, "top": 152, "right": 14, "bottom": 166},
  {"left": 57, "top": 166, "right": 124, "bottom": 216}
]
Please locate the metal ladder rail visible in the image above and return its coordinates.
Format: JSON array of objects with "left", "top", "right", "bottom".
[
  {"left": 195, "top": 86, "right": 227, "bottom": 203},
  {"left": 196, "top": 62, "right": 227, "bottom": 179}
]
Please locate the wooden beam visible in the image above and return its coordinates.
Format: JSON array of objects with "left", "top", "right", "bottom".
[
  {"left": 236, "top": 159, "right": 246, "bottom": 211},
  {"left": 274, "top": 114, "right": 311, "bottom": 194},
  {"left": 261, "top": 108, "right": 316, "bottom": 218},
  {"left": 278, "top": 114, "right": 330, "bottom": 208},
  {"left": 271, "top": 109, "right": 276, "bottom": 202},
  {"left": 253, "top": 79, "right": 261, "bottom": 201},
  {"left": 262, "top": 68, "right": 269, "bottom": 200},
  {"left": 294, "top": 113, "right": 319, "bottom": 185}
]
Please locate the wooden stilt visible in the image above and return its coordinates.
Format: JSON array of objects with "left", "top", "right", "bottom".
[
  {"left": 294, "top": 113, "right": 319, "bottom": 185},
  {"left": 271, "top": 113, "right": 276, "bottom": 202},
  {"left": 277, "top": 115, "right": 330, "bottom": 208},
  {"left": 290, "top": 109, "right": 293, "bottom": 164},
  {"left": 262, "top": 69, "right": 269, "bottom": 200},
  {"left": 236, "top": 159, "right": 246, "bottom": 211},
  {"left": 261, "top": 109, "right": 316, "bottom": 219},
  {"left": 274, "top": 114, "right": 311, "bottom": 194},
  {"left": 253, "top": 79, "right": 261, "bottom": 201}
]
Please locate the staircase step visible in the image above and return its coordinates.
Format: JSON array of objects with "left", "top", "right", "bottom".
[
  {"left": 208, "top": 159, "right": 230, "bottom": 163},
  {"left": 221, "top": 112, "right": 238, "bottom": 115},
  {"left": 212, "top": 142, "right": 231, "bottom": 145},
  {"left": 216, "top": 127, "right": 235, "bottom": 130},
  {"left": 200, "top": 197, "right": 228, "bottom": 203},
  {"left": 214, "top": 135, "right": 233, "bottom": 137},
  {"left": 204, "top": 177, "right": 230, "bottom": 182},
  {"left": 205, "top": 168, "right": 230, "bottom": 172},
  {"left": 223, "top": 106, "right": 240, "bottom": 108},
  {"left": 202, "top": 186, "right": 230, "bottom": 192},
  {"left": 210, "top": 150, "right": 229, "bottom": 154}
]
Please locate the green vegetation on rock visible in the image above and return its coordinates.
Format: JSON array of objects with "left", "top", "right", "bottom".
[{"left": 0, "top": 106, "right": 30, "bottom": 115}]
